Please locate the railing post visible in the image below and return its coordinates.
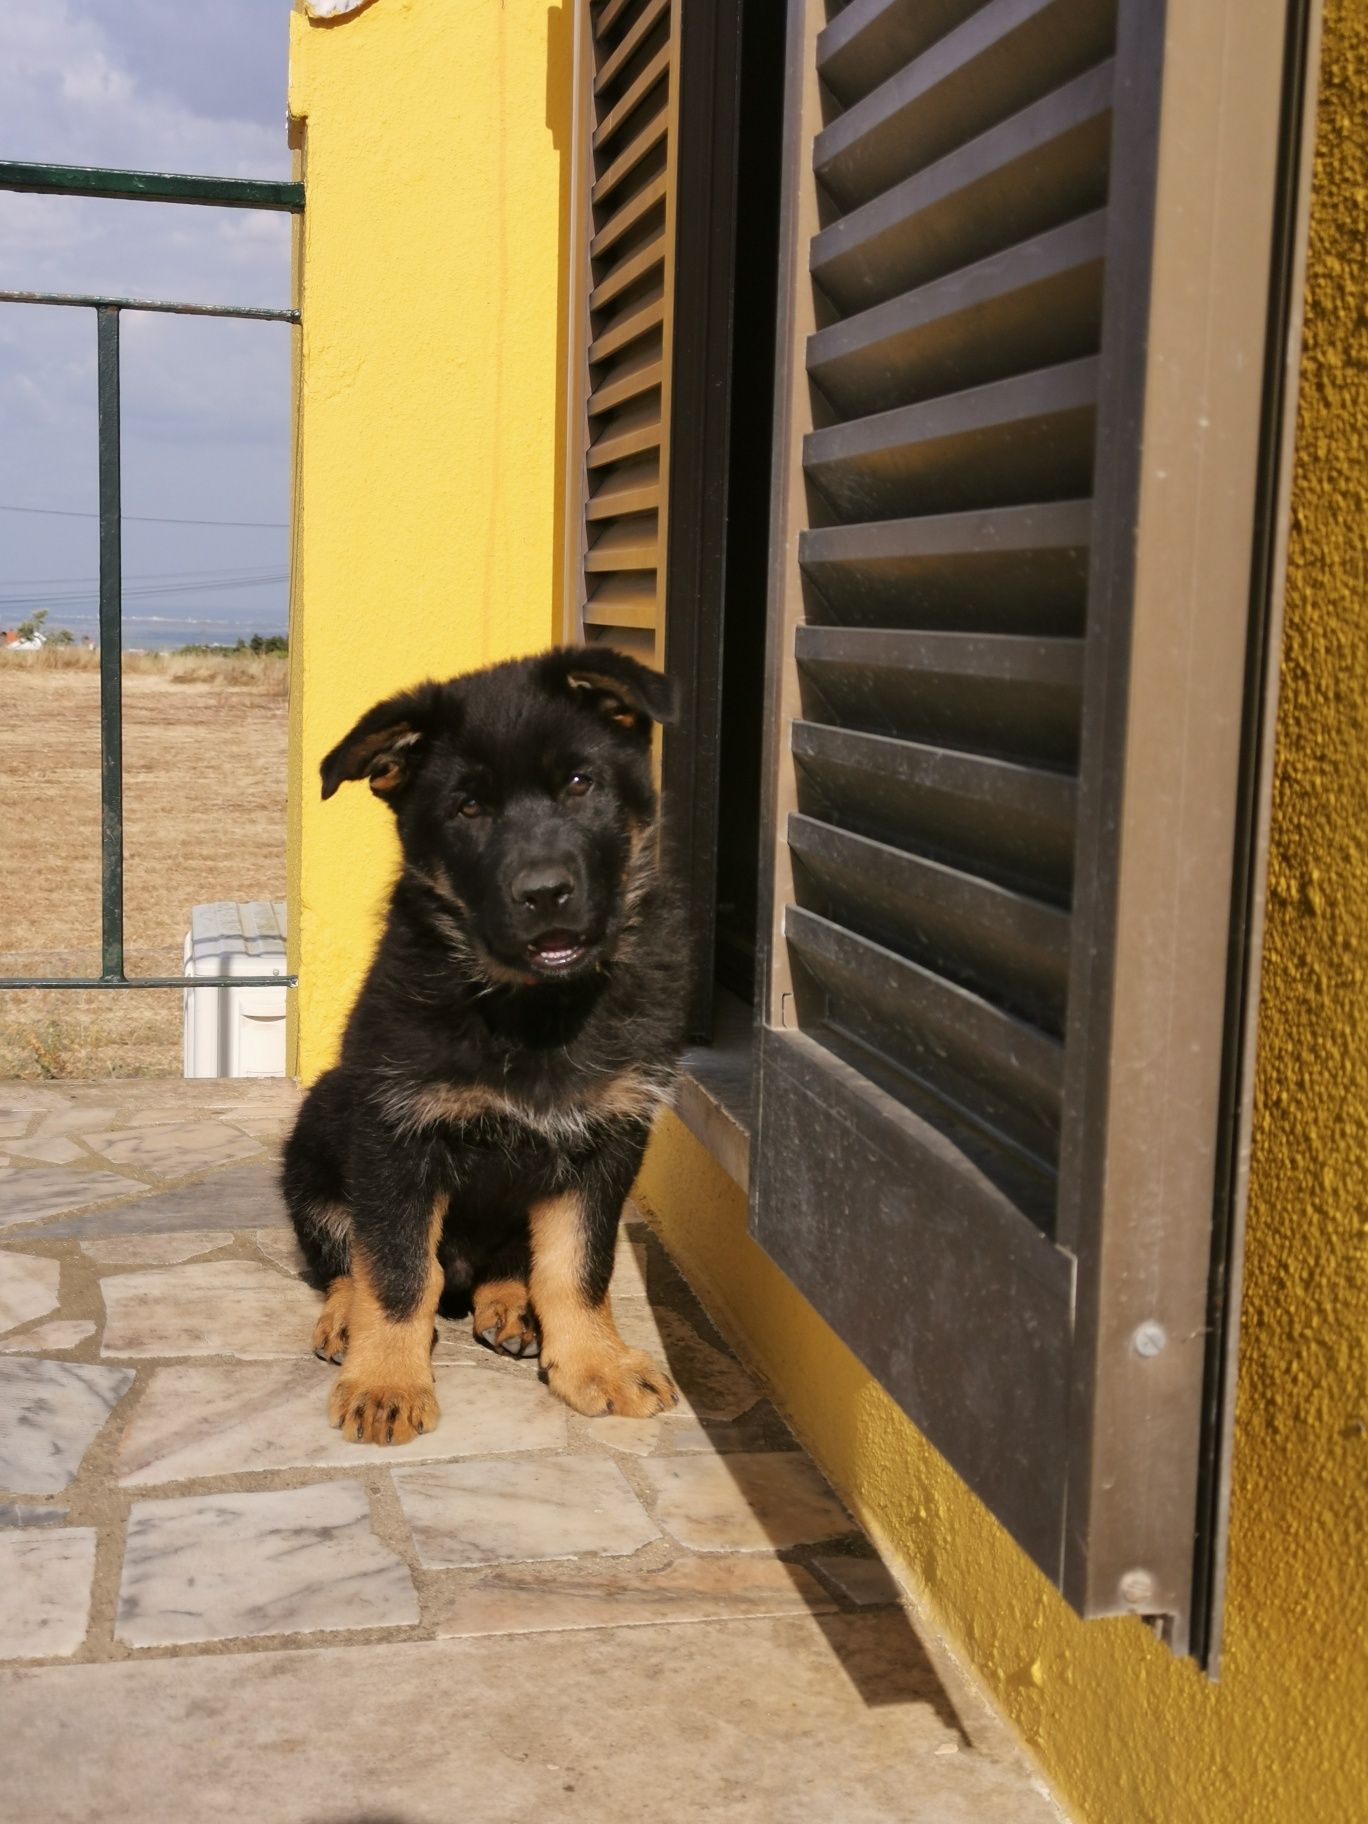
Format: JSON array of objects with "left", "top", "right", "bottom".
[{"left": 97, "top": 305, "right": 124, "bottom": 983}]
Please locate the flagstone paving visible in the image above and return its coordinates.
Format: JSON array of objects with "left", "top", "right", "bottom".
[{"left": 0, "top": 1079, "right": 1061, "bottom": 1824}]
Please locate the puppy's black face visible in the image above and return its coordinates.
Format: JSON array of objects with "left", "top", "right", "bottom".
[{"left": 320, "top": 648, "right": 676, "bottom": 985}]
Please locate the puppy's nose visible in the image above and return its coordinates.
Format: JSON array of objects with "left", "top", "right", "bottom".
[{"left": 511, "top": 866, "right": 575, "bottom": 915}]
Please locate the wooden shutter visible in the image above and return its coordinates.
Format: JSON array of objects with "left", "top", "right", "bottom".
[
  {"left": 752, "top": 0, "right": 1313, "bottom": 1659},
  {"left": 562, "top": 0, "right": 680, "bottom": 668},
  {"left": 564, "top": 0, "right": 752, "bottom": 1036}
]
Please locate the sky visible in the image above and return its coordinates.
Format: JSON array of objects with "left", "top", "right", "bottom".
[{"left": 0, "top": 1, "right": 294, "bottom": 646}]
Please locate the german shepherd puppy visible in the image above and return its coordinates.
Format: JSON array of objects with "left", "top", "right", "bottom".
[{"left": 281, "top": 646, "right": 686, "bottom": 1445}]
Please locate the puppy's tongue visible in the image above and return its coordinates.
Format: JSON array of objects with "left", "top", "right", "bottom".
[{"left": 529, "top": 931, "right": 585, "bottom": 968}]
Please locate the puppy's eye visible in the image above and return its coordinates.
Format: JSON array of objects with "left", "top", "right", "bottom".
[
  {"left": 457, "top": 797, "right": 486, "bottom": 820},
  {"left": 564, "top": 773, "right": 593, "bottom": 799}
]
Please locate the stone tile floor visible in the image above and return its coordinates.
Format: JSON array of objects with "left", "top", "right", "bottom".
[{"left": 0, "top": 1079, "right": 1062, "bottom": 1823}]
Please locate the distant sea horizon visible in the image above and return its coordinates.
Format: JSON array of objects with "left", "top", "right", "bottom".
[{"left": 5, "top": 609, "right": 289, "bottom": 653}]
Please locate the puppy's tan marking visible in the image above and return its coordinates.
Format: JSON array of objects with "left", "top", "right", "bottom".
[
  {"left": 472, "top": 1277, "right": 538, "bottom": 1356},
  {"left": 328, "top": 1198, "right": 444, "bottom": 1445},
  {"left": 529, "top": 1192, "right": 677, "bottom": 1418},
  {"left": 312, "top": 1275, "right": 353, "bottom": 1364},
  {"left": 381, "top": 1068, "right": 672, "bottom": 1144}
]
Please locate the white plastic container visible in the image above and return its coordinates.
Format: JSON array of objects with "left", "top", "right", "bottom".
[{"left": 182, "top": 900, "right": 288, "bottom": 1078}]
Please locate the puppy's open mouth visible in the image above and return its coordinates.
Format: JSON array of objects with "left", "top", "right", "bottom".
[{"left": 526, "top": 931, "right": 590, "bottom": 973}]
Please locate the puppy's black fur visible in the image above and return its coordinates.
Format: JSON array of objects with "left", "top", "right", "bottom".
[{"left": 281, "top": 645, "right": 687, "bottom": 1441}]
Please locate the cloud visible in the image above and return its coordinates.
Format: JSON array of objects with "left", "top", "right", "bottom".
[{"left": 0, "top": 1, "right": 293, "bottom": 638}]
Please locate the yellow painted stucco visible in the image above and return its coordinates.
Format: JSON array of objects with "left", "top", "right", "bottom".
[
  {"left": 288, "top": 2, "right": 1367, "bottom": 1817},
  {"left": 286, "top": 0, "right": 569, "bottom": 1078},
  {"left": 638, "top": 6, "right": 1368, "bottom": 1819}
]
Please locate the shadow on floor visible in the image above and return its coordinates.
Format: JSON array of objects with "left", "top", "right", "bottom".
[{"left": 636, "top": 1234, "right": 969, "bottom": 1736}]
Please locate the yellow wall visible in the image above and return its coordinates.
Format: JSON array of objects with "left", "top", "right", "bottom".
[
  {"left": 286, "top": 0, "right": 569, "bottom": 1078},
  {"left": 638, "top": 4, "right": 1368, "bottom": 1818}
]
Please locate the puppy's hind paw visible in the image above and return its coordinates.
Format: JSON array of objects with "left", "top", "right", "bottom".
[{"left": 472, "top": 1278, "right": 539, "bottom": 1358}]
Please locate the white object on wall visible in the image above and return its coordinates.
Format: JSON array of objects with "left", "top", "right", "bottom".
[{"left": 182, "top": 900, "right": 288, "bottom": 1079}]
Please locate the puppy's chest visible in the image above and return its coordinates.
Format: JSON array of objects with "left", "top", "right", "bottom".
[{"left": 395, "top": 1057, "right": 672, "bottom": 1146}]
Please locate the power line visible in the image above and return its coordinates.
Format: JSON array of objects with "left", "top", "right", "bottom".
[
  {"left": 0, "top": 501, "right": 288, "bottom": 528},
  {"left": 1, "top": 563, "right": 288, "bottom": 587},
  {"left": 0, "top": 573, "right": 287, "bottom": 609}
]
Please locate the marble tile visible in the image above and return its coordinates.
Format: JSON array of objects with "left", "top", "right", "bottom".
[
  {"left": 0, "top": 1528, "right": 97, "bottom": 1659},
  {"left": 431, "top": 1553, "right": 837, "bottom": 1639},
  {"left": 0, "top": 1615, "right": 1060, "bottom": 1824},
  {"left": 0, "top": 1359, "right": 135, "bottom": 1494},
  {"left": 117, "top": 1360, "right": 567, "bottom": 1484},
  {"left": 9, "top": 1136, "right": 88, "bottom": 1166},
  {"left": 610, "top": 1235, "right": 649, "bottom": 1299},
  {"left": 83, "top": 1230, "right": 228, "bottom": 1268},
  {"left": 581, "top": 1411, "right": 776, "bottom": 1458},
  {"left": 616, "top": 1304, "right": 760, "bottom": 1421},
  {"left": 431, "top": 1318, "right": 503, "bottom": 1365},
  {"left": 253, "top": 1226, "right": 306, "bottom": 1275},
  {"left": 0, "top": 1321, "right": 96, "bottom": 1355},
  {"left": 811, "top": 1554, "right": 904, "bottom": 1608},
  {"left": 28, "top": 1105, "right": 119, "bottom": 1141},
  {"left": 640, "top": 1453, "right": 854, "bottom": 1553},
  {"left": 0, "top": 1087, "right": 64, "bottom": 1118},
  {"left": 226, "top": 1115, "right": 290, "bottom": 1142},
  {"left": 0, "top": 1502, "right": 68, "bottom": 1528},
  {"left": 117, "top": 1480, "right": 418, "bottom": 1647},
  {"left": 0, "top": 1253, "right": 61, "bottom": 1333},
  {"left": 394, "top": 1455, "right": 659, "bottom": 1568},
  {"left": 0, "top": 1165, "right": 138, "bottom": 1231},
  {"left": 585, "top": 1414, "right": 663, "bottom": 1456},
  {"left": 100, "top": 1259, "right": 319, "bottom": 1358},
  {"left": 84, "top": 1120, "right": 261, "bottom": 1179},
  {"left": 112, "top": 1108, "right": 222, "bottom": 1129},
  {"left": 36, "top": 1161, "right": 284, "bottom": 1240}
]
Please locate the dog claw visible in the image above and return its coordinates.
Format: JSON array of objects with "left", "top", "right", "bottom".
[{"left": 480, "top": 1326, "right": 499, "bottom": 1347}]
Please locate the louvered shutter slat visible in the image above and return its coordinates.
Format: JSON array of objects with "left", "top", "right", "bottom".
[
  {"left": 797, "top": 499, "right": 1091, "bottom": 633},
  {"left": 808, "top": 213, "right": 1107, "bottom": 418},
  {"left": 795, "top": 626, "right": 1084, "bottom": 764},
  {"left": 816, "top": 0, "right": 994, "bottom": 107},
  {"left": 803, "top": 360, "right": 1098, "bottom": 517}
]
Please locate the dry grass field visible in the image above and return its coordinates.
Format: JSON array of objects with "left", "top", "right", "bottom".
[{"left": 0, "top": 649, "right": 287, "bottom": 1078}]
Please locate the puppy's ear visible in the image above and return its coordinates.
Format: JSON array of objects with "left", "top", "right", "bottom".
[
  {"left": 549, "top": 645, "right": 677, "bottom": 734},
  {"left": 319, "top": 682, "right": 448, "bottom": 804}
]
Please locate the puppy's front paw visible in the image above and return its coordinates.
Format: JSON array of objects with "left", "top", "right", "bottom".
[
  {"left": 312, "top": 1277, "right": 353, "bottom": 1365},
  {"left": 328, "top": 1373, "right": 439, "bottom": 1445},
  {"left": 543, "top": 1345, "right": 678, "bottom": 1418},
  {"left": 472, "top": 1278, "right": 539, "bottom": 1358}
]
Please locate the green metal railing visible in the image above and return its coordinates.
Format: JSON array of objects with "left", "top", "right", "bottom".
[{"left": 0, "top": 161, "right": 301, "bottom": 992}]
